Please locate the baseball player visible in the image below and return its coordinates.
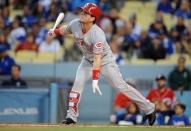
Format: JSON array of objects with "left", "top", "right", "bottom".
[{"left": 48, "top": 3, "right": 156, "bottom": 125}]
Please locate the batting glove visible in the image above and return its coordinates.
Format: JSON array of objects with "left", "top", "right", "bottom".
[
  {"left": 92, "top": 80, "right": 102, "bottom": 96},
  {"left": 48, "top": 29, "right": 56, "bottom": 36}
]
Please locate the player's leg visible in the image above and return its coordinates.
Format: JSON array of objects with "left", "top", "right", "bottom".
[
  {"left": 64, "top": 58, "right": 92, "bottom": 124},
  {"left": 101, "top": 62, "right": 156, "bottom": 125}
]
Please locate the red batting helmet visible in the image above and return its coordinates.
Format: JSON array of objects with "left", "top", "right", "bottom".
[{"left": 81, "top": 3, "right": 101, "bottom": 20}]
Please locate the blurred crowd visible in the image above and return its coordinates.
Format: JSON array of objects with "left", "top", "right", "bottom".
[
  {"left": 111, "top": 66, "right": 190, "bottom": 126},
  {"left": 110, "top": 54, "right": 191, "bottom": 126},
  {"left": 99, "top": 0, "right": 191, "bottom": 64},
  {"left": 0, "top": 0, "right": 191, "bottom": 64}
]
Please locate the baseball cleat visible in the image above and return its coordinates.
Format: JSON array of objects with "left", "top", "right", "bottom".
[
  {"left": 62, "top": 118, "right": 76, "bottom": 125},
  {"left": 146, "top": 110, "right": 156, "bottom": 126}
]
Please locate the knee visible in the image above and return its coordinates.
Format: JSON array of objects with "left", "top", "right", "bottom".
[
  {"left": 116, "top": 82, "right": 135, "bottom": 91},
  {"left": 113, "top": 80, "right": 127, "bottom": 89}
]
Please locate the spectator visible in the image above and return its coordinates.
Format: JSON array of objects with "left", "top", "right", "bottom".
[
  {"left": 113, "top": 91, "right": 132, "bottom": 112},
  {"left": 172, "top": 0, "right": 182, "bottom": 13},
  {"left": 0, "top": 33, "right": 10, "bottom": 50},
  {"left": 142, "top": 36, "right": 166, "bottom": 61},
  {"left": 156, "top": 102, "right": 172, "bottom": 125},
  {"left": 148, "top": 18, "right": 168, "bottom": 38},
  {"left": 22, "top": 5, "right": 37, "bottom": 28},
  {"left": 98, "top": 0, "right": 110, "bottom": 14},
  {"left": 32, "top": 2, "right": 46, "bottom": 20},
  {"left": 174, "top": 0, "right": 191, "bottom": 19},
  {"left": 45, "top": 2, "right": 59, "bottom": 22},
  {"left": 31, "top": 23, "right": 40, "bottom": 43},
  {"left": 15, "top": 33, "right": 38, "bottom": 52},
  {"left": 171, "top": 16, "right": 187, "bottom": 50},
  {"left": 160, "top": 31, "right": 174, "bottom": 56},
  {"left": 117, "top": 102, "right": 141, "bottom": 125},
  {"left": 182, "top": 26, "right": 191, "bottom": 55},
  {"left": 68, "top": 0, "right": 98, "bottom": 12},
  {"left": 108, "top": 8, "right": 121, "bottom": 34},
  {"left": 8, "top": 17, "right": 26, "bottom": 48},
  {"left": 147, "top": 74, "right": 176, "bottom": 124},
  {"left": 0, "top": 18, "right": 5, "bottom": 34},
  {"left": 116, "top": 19, "right": 126, "bottom": 41},
  {"left": 62, "top": 3, "right": 80, "bottom": 23},
  {"left": 157, "top": 0, "right": 173, "bottom": 14},
  {"left": 100, "top": 17, "right": 113, "bottom": 42},
  {"left": 39, "top": 35, "right": 61, "bottom": 53},
  {"left": 1, "top": 64, "right": 27, "bottom": 88},
  {"left": 38, "top": 0, "right": 52, "bottom": 12},
  {"left": 147, "top": 74, "right": 176, "bottom": 110},
  {"left": 168, "top": 55, "right": 191, "bottom": 91},
  {"left": 128, "top": 13, "right": 141, "bottom": 36},
  {"left": 0, "top": 0, "right": 9, "bottom": 9},
  {"left": 115, "top": 20, "right": 127, "bottom": 55},
  {"left": 109, "top": 35, "right": 125, "bottom": 65},
  {"left": 0, "top": 46, "right": 15, "bottom": 75},
  {"left": 121, "top": 21, "right": 140, "bottom": 59},
  {"left": 34, "top": 17, "right": 48, "bottom": 45},
  {"left": 1, "top": 6, "right": 11, "bottom": 27},
  {"left": 139, "top": 31, "right": 151, "bottom": 58},
  {"left": 12, "top": 0, "right": 27, "bottom": 9},
  {"left": 172, "top": 16, "right": 187, "bottom": 37},
  {"left": 111, "top": 93, "right": 132, "bottom": 124},
  {"left": 169, "top": 103, "right": 190, "bottom": 126}
]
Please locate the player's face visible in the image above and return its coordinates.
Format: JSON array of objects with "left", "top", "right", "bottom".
[
  {"left": 80, "top": 11, "right": 95, "bottom": 23},
  {"left": 11, "top": 66, "right": 20, "bottom": 79},
  {"left": 157, "top": 79, "right": 166, "bottom": 88},
  {"left": 177, "top": 58, "right": 185, "bottom": 70}
]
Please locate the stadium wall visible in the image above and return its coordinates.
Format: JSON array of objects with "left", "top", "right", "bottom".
[{"left": 0, "top": 63, "right": 190, "bottom": 124}]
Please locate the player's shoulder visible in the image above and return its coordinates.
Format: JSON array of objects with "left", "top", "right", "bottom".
[
  {"left": 91, "top": 24, "right": 105, "bottom": 35},
  {"left": 93, "top": 24, "right": 104, "bottom": 32},
  {"left": 69, "top": 18, "right": 81, "bottom": 25}
]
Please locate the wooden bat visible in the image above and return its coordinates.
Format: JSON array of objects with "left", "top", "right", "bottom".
[{"left": 52, "top": 12, "right": 64, "bottom": 30}]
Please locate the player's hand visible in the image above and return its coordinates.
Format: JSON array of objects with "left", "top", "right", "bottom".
[
  {"left": 92, "top": 80, "right": 102, "bottom": 95},
  {"left": 48, "top": 29, "right": 56, "bottom": 37}
]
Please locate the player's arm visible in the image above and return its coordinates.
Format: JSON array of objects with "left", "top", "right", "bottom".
[
  {"left": 92, "top": 54, "right": 102, "bottom": 95},
  {"left": 48, "top": 20, "right": 73, "bottom": 37},
  {"left": 93, "top": 54, "right": 101, "bottom": 70},
  {"left": 54, "top": 25, "right": 71, "bottom": 36},
  {"left": 92, "top": 42, "right": 104, "bottom": 96},
  {"left": 91, "top": 30, "right": 105, "bottom": 95},
  {"left": 48, "top": 25, "right": 71, "bottom": 36}
]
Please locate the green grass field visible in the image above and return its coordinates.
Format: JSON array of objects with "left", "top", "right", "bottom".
[{"left": 0, "top": 124, "right": 191, "bottom": 131}]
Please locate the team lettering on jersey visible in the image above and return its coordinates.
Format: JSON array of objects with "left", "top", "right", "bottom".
[
  {"left": 95, "top": 42, "right": 103, "bottom": 49},
  {"left": 74, "top": 36, "right": 92, "bottom": 49},
  {"left": 74, "top": 35, "right": 84, "bottom": 46}
]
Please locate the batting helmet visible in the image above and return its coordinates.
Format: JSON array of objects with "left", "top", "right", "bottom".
[{"left": 81, "top": 3, "right": 101, "bottom": 21}]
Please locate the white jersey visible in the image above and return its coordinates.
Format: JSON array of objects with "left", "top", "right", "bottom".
[{"left": 62, "top": 19, "right": 113, "bottom": 65}]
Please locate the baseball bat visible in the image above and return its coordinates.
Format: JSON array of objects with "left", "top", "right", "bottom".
[{"left": 52, "top": 12, "right": 65, "bottom": 30}]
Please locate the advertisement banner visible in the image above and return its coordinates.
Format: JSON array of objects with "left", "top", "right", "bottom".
[{"left": 0, "top": 89, "right": 49, "bottom": 123}]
